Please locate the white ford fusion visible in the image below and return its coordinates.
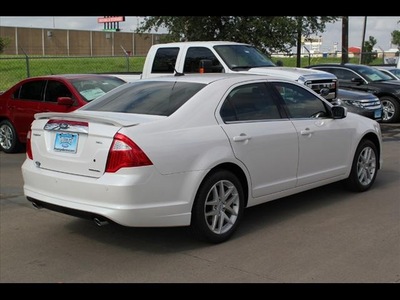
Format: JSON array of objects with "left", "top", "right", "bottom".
[{"left": 22, "top": 73, "right": 383, "bottom": 243}]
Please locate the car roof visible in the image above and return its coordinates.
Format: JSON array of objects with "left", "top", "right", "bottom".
[
  {"left": 308, "top": 63, "right": 381, "bottom": 72},
  {"left": 2, "top": 74, "right": 126, "bottom": 93},
  {"left": 136, "top": 73, "right": 297, "bottom": 85},
  {"left": 152, "top": 41, "right": 250, "bottom": 48},
  {"left": 21, "top": 74, "right": 125, "bottom": 80},
  {"left": 372, "top": 66, "right": 398, "bottom": 70},
  {"left": 308, "top": 63, "right": 361, "bottom": 68}
]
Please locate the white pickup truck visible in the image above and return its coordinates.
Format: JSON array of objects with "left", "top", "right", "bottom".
[{"left": 112, "top": 41, "right": 338, "bottom": 100}]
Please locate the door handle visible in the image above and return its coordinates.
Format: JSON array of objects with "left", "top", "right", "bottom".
[
  {"left": 300, "top": 128, "right": 313, "bottom": 136},
  {"left": 233, "top": 134, "right": 251, "bottom": 142}
]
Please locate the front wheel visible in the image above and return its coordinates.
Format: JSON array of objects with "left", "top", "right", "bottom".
[
  {"left": 381, "top": 96, "right": 400, "bottom": 123},
  {"left": 190, "top": 170, "right": 245, "bottom": 244},
  {"left": 344, "top": 139, "right": 378, "bottom": 192}
]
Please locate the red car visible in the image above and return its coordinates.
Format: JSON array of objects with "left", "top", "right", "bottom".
[{"left": 0, "top": 74, "right": 126, "bottom": 153}]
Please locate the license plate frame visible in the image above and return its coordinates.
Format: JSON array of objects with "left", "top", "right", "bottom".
[{"left": 54, "top": 132, "right": 79, "bottom": 153}]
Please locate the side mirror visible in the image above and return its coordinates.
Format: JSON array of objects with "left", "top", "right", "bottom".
[
  {"left": 331, "top": 105, "right": 347, "bottom": 119},
  {"left": 351, "top": 77, "right": 364, "bottom": 85},
  {"left": 57, "top": 97, "right": 74, "bottom": 106}
]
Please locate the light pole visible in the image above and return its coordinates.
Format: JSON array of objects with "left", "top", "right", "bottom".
[{"left": 360, "top": 16, "right": 367, "bottom": 64}]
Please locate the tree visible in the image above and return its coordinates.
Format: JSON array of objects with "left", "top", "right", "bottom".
[
  {"left": 362, "top": 36, "right": 377, "bottom": 65},
  {"left": 0, "top": 37, "right": 11, "bottom": 54},
  {"left": 294, "top": 16, "right": 339, "bottom": 66},
  {"left": 136, "top": 16, "right": 338, "bottom": 58},
  {"left": 391, "top": 30, "right": 400, "bottom": 49}
]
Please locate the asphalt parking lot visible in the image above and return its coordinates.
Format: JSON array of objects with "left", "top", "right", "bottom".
[
  {"left": 380, "top": 122, "right": 400, "bottom": 139},
  {"left": 0, "top": 123, "right": 399, "bottom": 284}
]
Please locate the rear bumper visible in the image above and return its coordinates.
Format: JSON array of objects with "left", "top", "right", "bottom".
[{"left": 21, "top": 159, "right": 201, "bottom": 227}]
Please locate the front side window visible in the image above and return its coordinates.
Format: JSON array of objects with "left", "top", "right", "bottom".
[
  {"left": 45, "top": 80, "right": 72, "bottom": 102},
  {"left": 220, "top": 82, "right": 281, "bottom": 122},
  {"left": 272, "top": 82, "right": 328, "bottom": 119}
]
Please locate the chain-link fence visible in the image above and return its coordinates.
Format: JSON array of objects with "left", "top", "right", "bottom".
[
  {"left": 1, "top": 51, "right": 397, "bottom": 92},
  {"left": 0, "top": 55, "right": 146, "bottom": 91}
]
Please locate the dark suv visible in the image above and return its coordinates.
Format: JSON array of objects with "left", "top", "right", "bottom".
[{"left": 307, "top": 63, "right": 400, "bottom": 123}]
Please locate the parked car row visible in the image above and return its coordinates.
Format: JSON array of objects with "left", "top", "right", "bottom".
[
  {"left": 306, "top": 63, "right": 400, "bottom": 123},
  {"left": 1, "top": 62, "right": 399, "bottom": 155},
  {"left": 0, "top": 74, "right": 126, "bottom": 153}
]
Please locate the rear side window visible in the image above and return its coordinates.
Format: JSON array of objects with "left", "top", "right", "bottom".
[
  {"left": 151, "top": 47, "right": 180, "bottom": 73},
  {"left": 220, "top": 82, "right": 281, "bottom": 122},
  {"left": 14, "top": 81, "right": 45, "bottom": 101},
  {"left": 82, "top": 81, "right": 206, "bottom": 116}
]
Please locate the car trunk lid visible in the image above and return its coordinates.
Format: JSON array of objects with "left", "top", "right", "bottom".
[{"left": 29, "top": 111, "right": 163, "bottom": 178}]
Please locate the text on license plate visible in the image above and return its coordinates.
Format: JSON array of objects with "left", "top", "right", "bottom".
[{"left": 54, "top": 132, "right": 78, "bottom": 153}]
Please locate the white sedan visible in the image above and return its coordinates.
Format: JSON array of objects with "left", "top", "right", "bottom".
[{"left": 22, "top": 74, "right": 383, "bottom": 243}]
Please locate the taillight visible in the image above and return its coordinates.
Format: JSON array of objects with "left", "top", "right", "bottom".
[
  {"left": 26, "top": 130, "right": 33, "bottom": 160},
  {"left": 105, "top": 133, "right": 152, "bottom": 173}
]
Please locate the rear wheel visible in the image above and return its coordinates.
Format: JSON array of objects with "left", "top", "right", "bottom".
[
  {"left": 344, "top": 139, "right": 378, "bottom": 192},
  {"left": 0, "top": 120, "right": 22, "bottom": 153},
  {"left": 190, "top": 170, "right": 245, "bottom": 244},
  {"left": 381, "top": 96, "right": 400, "bottom": 123}
]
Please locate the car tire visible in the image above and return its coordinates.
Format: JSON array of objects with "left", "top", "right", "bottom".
[
  {"left": 0, "top": 120, "right": 23, "bottom": 153},
  {"left": 190, "top": 169, "right": 245, "bottom": 244},
  {"left": 381, "top": 96, "right": 400, "bottom": 123},
  {"left": 344, "top": 139, "right": 378, "bottom": 192}
]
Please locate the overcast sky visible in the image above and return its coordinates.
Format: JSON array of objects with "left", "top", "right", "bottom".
[{"left": 1, "top": 16, "right": 399, "bottom": 52}]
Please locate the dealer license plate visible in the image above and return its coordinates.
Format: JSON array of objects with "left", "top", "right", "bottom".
[{"left": 54, "top": 132, "right": 78, "bottom": 153}]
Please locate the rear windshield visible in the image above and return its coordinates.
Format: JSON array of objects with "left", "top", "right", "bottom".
[{"left": 81, "top": 81, "right": 206, "bottom": 116}]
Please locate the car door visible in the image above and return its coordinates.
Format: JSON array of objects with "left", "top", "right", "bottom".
[
  {"left": 219, "top": 81, "right": 299, "bottom": 198},
  {"left": 41, "top": 79, "right": 75, "bottom": 113},
  {"left": 271, "top": 81, "right": 354, "bottom": 186},
  {"left": 10, "top": 80, "right": 45, "bottom": 141}
]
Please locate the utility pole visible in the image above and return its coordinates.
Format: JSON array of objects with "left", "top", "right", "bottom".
[
  {"left": 360, "top": 16, "right": 367, "bottom": 64},
  {"left": 296, "top": 17, "right": 303, "bottom": 68},
  {"left": 341, "top": 16, "right": 349, "bottom": 64}
]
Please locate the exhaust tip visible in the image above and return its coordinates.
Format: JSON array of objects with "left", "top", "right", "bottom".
[
  {"left": 94, "top": 217, "right": 109, "bottom": 227},
  {"left": 31, "top": 201, "right": 42, "bottom": 210}
]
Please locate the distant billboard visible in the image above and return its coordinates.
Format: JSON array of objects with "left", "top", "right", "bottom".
[
  {"left": 98, "top": 16, "right": 125, "bottom": 23},
  {"left": 98, "top": 16, "right": 125, "bottom": 32}
]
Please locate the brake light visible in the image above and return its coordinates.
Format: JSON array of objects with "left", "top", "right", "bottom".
[
  {"left": 26, "top": 130, "right": 33, "bottom": 160},
  {"left": 105, "top": 133, "right": 152, "bottom": 173}
]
